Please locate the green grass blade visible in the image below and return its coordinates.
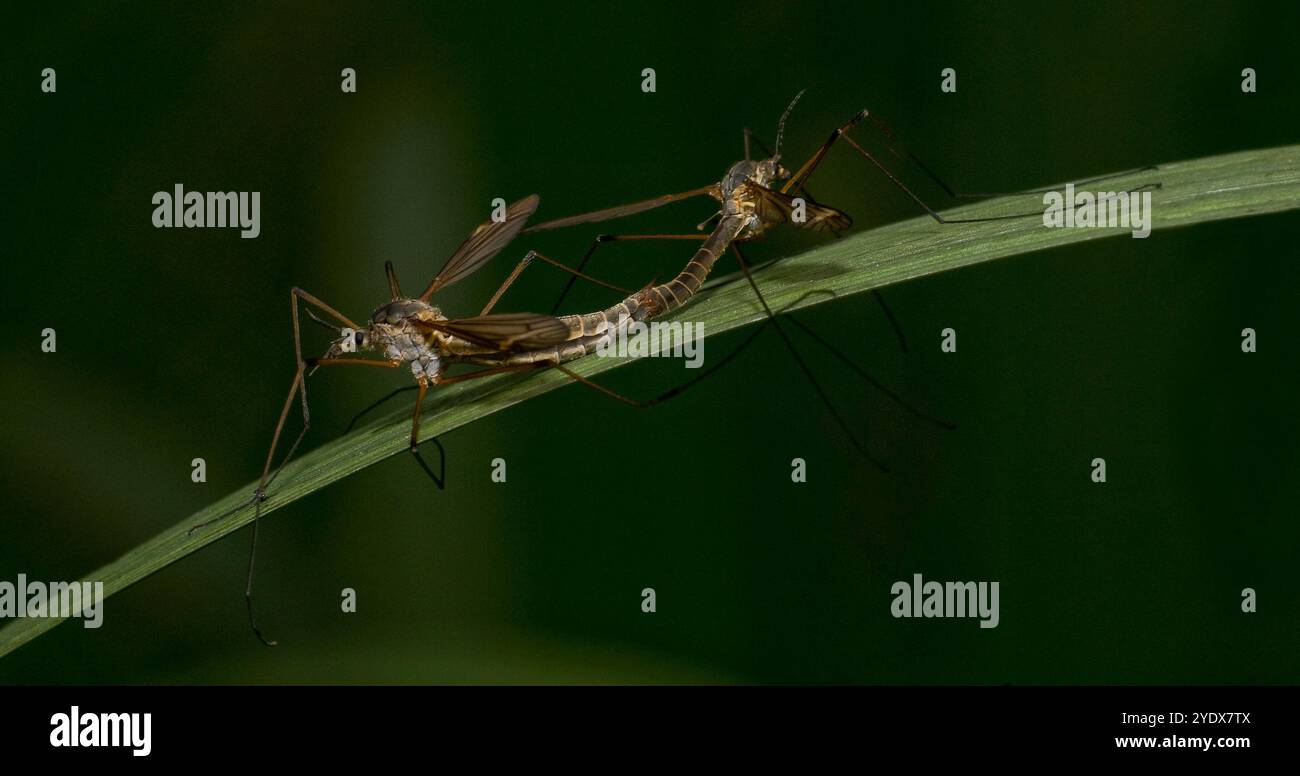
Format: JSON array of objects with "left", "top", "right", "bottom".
[{"left": 3, "top": 144, "right": 1298, "bottom": 657}]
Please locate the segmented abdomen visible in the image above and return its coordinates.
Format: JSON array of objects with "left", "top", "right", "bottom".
[{"left": 462, "top": 213, "right": 746, "bottom": 368}]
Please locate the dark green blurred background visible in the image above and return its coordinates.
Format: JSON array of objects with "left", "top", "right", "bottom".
[{"left": 2, "top": 2, "right": 1297, "bottom": 683}]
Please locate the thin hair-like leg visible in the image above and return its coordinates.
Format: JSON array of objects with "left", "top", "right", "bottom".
[
  {"left": 546, "top": 285, "right": 937, "bottom": 436},
  {"left": 748, "top": 125, "right": 909, "bottom": 354},
  {"left": 346, "top": 385, "right": 419, "bottom": 432},
  {"left": 856, "top": 110, "right": 1159, "bottom": 199},
  {"left": 784, "top": 314, "right": 954, "bottom": 430},
  {"left": 406, "top": 379, "right": 444, "bottom": 489},
  {"left": 480, "top": 249, "right": 635, "bottom": 316},
  {"left": 192, "top": 286, "right": 394, "bottom": 645},
  {"left": 729, "top": 244, "right": 888, "bottom": 471},
  {"left": 550, "top": 320, "right": 769, "bottom": 408},
  {"left": 190, "top": 285, "right": 353, "bottom": 534},
  {"left": 783, "top": 109, "right": 1160, "bottom": 223},
  {"left": 550, "top": 234, "right": 708, "bottom": 315},
  {"left": 521, "top": 186, "right": 716, "bottom": 235}
]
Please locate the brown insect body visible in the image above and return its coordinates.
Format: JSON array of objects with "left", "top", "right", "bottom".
[
  {"left": 710, "top": 158, "right": 790, "bottom": 240},
  {"left": 465, "top": 158, "right": 798, "bottom": 369},
  {"left": 346, "top": 299, "right": 447, "bottom": 382},
  {"left": 466, "top": 210, "right": 748, "bottom": 368}
]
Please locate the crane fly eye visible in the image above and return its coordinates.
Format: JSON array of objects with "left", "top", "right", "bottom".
[
  {"left": 339, "top": 327, "right": 358, "bottom": 353},
  {"left": 354, "top": 330, "right": 366, "bottom": 348}
]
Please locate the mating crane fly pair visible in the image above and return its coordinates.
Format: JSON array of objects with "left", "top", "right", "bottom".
[{"left": 199, "top": 93, "right": 1159, "bottom": 644}]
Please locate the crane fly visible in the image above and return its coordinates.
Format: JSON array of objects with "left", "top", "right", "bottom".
[
  {"left": 512, "top": 93, "right": 1161, "bottom": 464},
  {"left": 201, "top": 99, "right": 1161, "bottom": 645},
  {"left": 527, "top": 92, "right": 1161, "bottom": 288},
  {"left": 191, "top": 194, "right": 590, "bottom": 644},
  {"left": 345, "top": 94, "right": 969, "bottom": 469},
  {"left": 502, "top": 94, "right": 953, "bottom": 466},
  {"left": 200, "top": 190, "right": 749, "bottom": 645}
]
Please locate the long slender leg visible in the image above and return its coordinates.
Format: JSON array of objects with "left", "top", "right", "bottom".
[
  {"left": 856, "top": 110, "right": 1159, "bottom": 198},
  {"left": 406, "top": 379, "right": 445, "bottom": 489},
  {"left": 191, "top": 286, "right": 390, "bottom": 645},
  {"left": 783, "top": 315, "right": 954, "bottom": 429},
  {"left": 479, "top": 250, "right": 633, "bottom": 316},
  {"left": 547, "top": 284, "right": 944, "bottom": 436},
  {"left": 549, "top": 290, "right": 854, "bottom": 409},
  {"left": 783, "top": 109, "right": 1160, "bottom": 223},
  {"left": 306, "top": 357, "right": 403, "bottom": 369},
  {"left": 345, "top": 362, "right": 555, "bottom": 486},
  {"left": 839, "top": 132, "right": 1060, "bottom": 224},
  {"left": 292, "top": 286, "right": 360, "bottom": 330},
  {"left": 521, "top": 185, "right": 716, "bottom": 234},
  {"left": 383, "top": 363, "right": 562, "bottom": 487},
  {"left": 242, "top": 354, "right": 402, "bottom": 645},
  {"left": 191, "top": 286, "right": 361, "bottom": 535},
  {"left": 346, "top": 385, "right": 419, "bottom": 432},
  {"left": 732, "top": 125, "right": 914, "bottom": 355},
  {"left": 740, "top": 124, "right": 901, "bottom": 354},
  {"left": 542, "top": 300, "right": 942, "bottom": 475},
  {"left": 550, "top": 320, "right": 768, "bottom": 408},
  {"left": 869, "top": 289, "right": 909, "bottom": 353},
  {"left": 540, "top": 249, "right": 889, "bottom": 471},
  {"left": 782, "top": 110, "right": 872, "bottom": 194},
  {"left": 478, "top": 252, "right": 536, "bottom": 316},
  {"left": 434, "top": 362, "right": 550, "bottom": 386},
  {"left": 728, "top": 244, "right": 888, "bottom": 471},
  {"left": 551, "top": 234, "right": 708, "bottom": 315}
]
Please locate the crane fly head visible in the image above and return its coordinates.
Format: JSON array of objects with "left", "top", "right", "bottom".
[
  {"left": 722, "top": 157, "right": 790, "bottom": 199},
  {"left": 723, "top": 91, "right": 804, "bottom": 196},
  {"left": 754, "top": 157, "right": 790, "bottom": 187},
  {"left": 323, "top": 326, "right": 371, "bottom": 359}
]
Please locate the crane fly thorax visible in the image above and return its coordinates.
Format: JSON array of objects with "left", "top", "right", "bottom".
[
  {"left": 357, "top": 298, "right": 446, "bottom": 380},
  {"left": 368, "top": 298, "right": 438, "bottom": 326},
  {"left": 716, "top": 158, "right": 792, "bottom": 240},
  {"left": 721, "top": 160, "right": 762, "bottom": 197}
]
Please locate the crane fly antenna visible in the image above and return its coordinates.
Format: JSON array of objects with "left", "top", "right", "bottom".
[
  {"left": 385, "top": 260, "right": 403, "bottom": 299},
  {"left": 774, "top": 88, "right": 807, "bottom": 161},
  {"left": 304, "top": 307, "right": 342, "bottom": 333}
]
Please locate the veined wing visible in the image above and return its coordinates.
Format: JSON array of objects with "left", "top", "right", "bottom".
[
  {"left": 419, "top": 194, "right": 540, "bottom": 301},
  {"left": 419, "top": 312, "right": 571, "bottom": 351},
  {"left": 749, "top": 184, "right": 853, "bottom": 233},
  {"left": 522, "top": 185, "right": 718, "bottom": 233}
]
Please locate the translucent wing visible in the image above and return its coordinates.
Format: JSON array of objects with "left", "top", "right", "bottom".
[
  {"left": 420, "top": 312, "right": 572, "bottom": 351},
  {"left": 522, "top": 185, "right": 719, "bottom": 233},
  {"left": 419, "top": 195, "right": 540, "bottom": 301},
  {"left": 750, "top": 184, "right": 853, "bottom": 233}
]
